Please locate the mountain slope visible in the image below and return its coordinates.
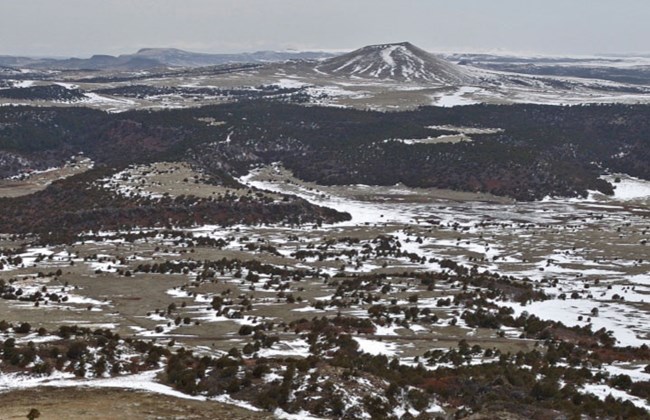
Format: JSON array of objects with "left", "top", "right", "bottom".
[{"left": 317, "top": 42, "right": 474, "bottom": 84}]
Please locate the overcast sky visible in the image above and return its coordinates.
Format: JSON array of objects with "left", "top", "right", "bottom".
[{"left": 1, "top": 0, "right": 648, "bottom": 57}]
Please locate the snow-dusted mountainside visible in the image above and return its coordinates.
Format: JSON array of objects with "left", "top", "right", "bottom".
[{"left": 317, "top": 42, "right": 474, "bottom": 84}]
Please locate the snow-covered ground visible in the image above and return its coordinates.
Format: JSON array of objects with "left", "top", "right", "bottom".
[
  {"left": 239, "top": 164, "right": 650, "bottom": 347},
  {"left": 603, "top": 175, "right": 650, "bottom": 201},
  {"left": 353, "top": 336, "right": 399, "bottom": 356},
  {"left": 0, "top": 369, "right": 227, "bottom": 402},
  {"left": 433, "top": 87, "right": 483, "bottom": 107}
]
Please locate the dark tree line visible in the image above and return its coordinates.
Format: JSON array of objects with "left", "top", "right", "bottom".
[{"left": 1, "top": 101, "right": 649, "bottom": 200}]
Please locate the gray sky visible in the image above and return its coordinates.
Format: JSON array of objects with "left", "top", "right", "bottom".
[{"left": 1, "top": 0, "right": 649, "bottom": 57}]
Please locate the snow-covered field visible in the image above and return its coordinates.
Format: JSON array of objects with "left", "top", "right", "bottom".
[
  {"left": 239, "top": 165, "right": 650, "bottom": 348},
  {"left": 0, "top": 161, "right": 647, "bottom": 417}
]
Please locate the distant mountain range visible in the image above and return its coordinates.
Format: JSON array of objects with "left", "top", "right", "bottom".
[
  {"left": 4, "top": 42, "right": 648, "bottom": 90},
  {"left": 0, "top": 43, "right": 473, "bottom": 84},
  {"left": 0, "top": 48, "right": 336, "bottom": 71}
]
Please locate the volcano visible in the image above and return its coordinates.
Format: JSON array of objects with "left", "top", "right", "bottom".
[{"left": 316, "top": 42, "right": 474, "bottom": 84}]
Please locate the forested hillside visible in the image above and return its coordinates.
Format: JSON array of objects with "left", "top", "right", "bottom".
[{"left": 1, "top": 102, "right": 648, "bottom": 201}]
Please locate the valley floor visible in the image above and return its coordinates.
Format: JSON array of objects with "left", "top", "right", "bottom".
[{"left": 0, "top": 162, "right": 648, "bottom": 418}]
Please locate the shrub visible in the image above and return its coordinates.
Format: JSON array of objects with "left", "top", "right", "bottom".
[
  {"left": 610, "top": 374, "right": 632, "bottom": 390},
  {"left": 27, "top": 408, "right": 41, "bottom": 420},
  {"left": 66, "top": 341, "right": 88, "bottom": 360},
  {"left": 15, "top": 322, "right": 31, "bottom": 334}
]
